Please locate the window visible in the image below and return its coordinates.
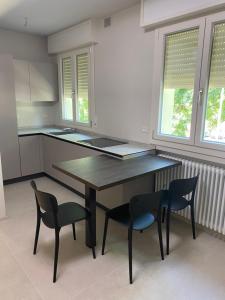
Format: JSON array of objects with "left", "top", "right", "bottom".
[
  {"left": 154, "top": 12, "right": 225, "bottom": 150},
  {"left": 160, "top": 29, "right": 199, "bottom": 139},
  {"left": 203, "top": 23, "right": 225, "bottom": 144},
  {"left": 59, "top": 49, "right": 92, "bottom": 126}
]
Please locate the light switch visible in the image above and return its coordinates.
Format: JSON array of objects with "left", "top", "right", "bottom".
[
  {"left": 141, "top": 127, "right": 149, "bottom": 133},
  {"left": 92, "top": 116, "right": 98, "bottom": 127}
]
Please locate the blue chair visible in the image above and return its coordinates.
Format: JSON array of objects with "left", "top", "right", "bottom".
[
  {"left": 101, "top": 191, "right": 165, "bottom": 284},
  {"left": 161, "top": 176, "right": 199, "bottom": 255}
]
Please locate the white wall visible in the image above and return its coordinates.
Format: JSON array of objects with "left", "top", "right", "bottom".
[
  {"left": 0, "top": 154, "right": 6, "bottom": 219},
  {"left": 0, "top": 28, "right": 57, "bottom": 128},
  {"left": 93, "top": 5, "right": 154, "bottom": 143},
  {"left": 0, "top": 28, "right": 49, "bottom": 61}
]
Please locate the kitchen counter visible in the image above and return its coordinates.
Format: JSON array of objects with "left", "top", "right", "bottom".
[{"left": 18, "top": 127, "right": 155, "bottom": 159}]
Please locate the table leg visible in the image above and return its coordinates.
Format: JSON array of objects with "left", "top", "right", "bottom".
[
  {"left": 153, "top": 173, "right": 156, "bottom": 192},
  {"left": 85, "top": 186, "right": 96, "bottom": 247}
]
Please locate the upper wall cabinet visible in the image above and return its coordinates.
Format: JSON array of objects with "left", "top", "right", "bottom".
[
  {"left": 141, "top": 0, "right": 225, "bottom": 28},
  {"left": 14, "top": 59, "right": 58, "bottom": 102},
  {"left": 14, "top": 60, "right": 30, "bottom": 103},
  {"left": 29, "top": 62, "right": 58, "bottom": 102}
]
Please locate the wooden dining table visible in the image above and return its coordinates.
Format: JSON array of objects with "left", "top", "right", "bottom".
[{"left": 53, "top": 154, "right": 181, "bottom": 247}]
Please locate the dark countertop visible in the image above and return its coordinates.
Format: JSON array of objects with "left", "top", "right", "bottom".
[
  {"left": 18, "top": 127, "right": 155, "bottom": 159},
  {"left": 53, "top": 154, "right": 181, "bottom": 190}
]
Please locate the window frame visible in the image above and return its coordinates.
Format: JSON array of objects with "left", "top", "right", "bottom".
[
  {"left": 152, "top": 18, "right": 206, "bottom": 145},
  {"left": 153, "top": 12, "right": 225, "bottom": 153},
  {"left": 195, "top": 11, "right": 225, "bottom": 151},
  {"left": 58, "top": 47, "right": 94, "bottom": 128}
]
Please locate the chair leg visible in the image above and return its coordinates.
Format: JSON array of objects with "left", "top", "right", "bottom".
[
  {"left": 33, "top": 216, "right": 41, "bottom": 255},
  {"left": 191, "top": 205, "right": 196, "bottom": 239},
  {"left": 166, "top": 209, "right": 171, "bottom": 255},
  {"left": 88, "top": 218, "right": 96, "bottom": 259},
  {"left": 53, "top": 229, "right": 60, "bottom": 283},
  {"left": 162, "top": 207, "right": 166, "bottom": 223},
  {"left": 157, "top": 220, "right": 164, "bottom": 260},
  {"left": 72, "top": 223, "right": 76, "bottom": 240},
  {"left": 102, "top": 215, "right": 109, "bottom": 255},
  {"left": 128, "top": 228, "right": 133, "bottom": 284}
]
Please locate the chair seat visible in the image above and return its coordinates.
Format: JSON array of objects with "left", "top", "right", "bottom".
[
  {"left": 107, "top": 203, "right": 155, "bottom": 231},
  {"left": 42, "top": 202, "right": 88, "bottom": 228},
  {"left": 161, "top": 193, "right": 190, "bottom": 211}
]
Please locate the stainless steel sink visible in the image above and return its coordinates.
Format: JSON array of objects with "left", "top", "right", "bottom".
[{"left": 48, "top": 129, "right": 78, "bottom": 136}]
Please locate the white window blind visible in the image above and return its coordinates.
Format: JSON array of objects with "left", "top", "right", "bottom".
[
  {"left": 208, "top": 23, "right": 225, "bottom": 88},
  {"left": 76, "top": 53, "right": 89, "bottom": 123},
  {"left": 62, "top": 57, "right": 73, "bottom": 120},
  {"left": 164, "top": 29, "right": 199, "bottom": 89},
  {"left": 203, "top": 22, "right": 225, "bottom": 143}
]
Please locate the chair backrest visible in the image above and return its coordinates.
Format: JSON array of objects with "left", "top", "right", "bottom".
[
  {"left": 169, "top": 175, "right": 199, "bottom": 202},
  {"left": 30, "top": 180, "right": 58, "bottom": 214},
  {"left": 129, "top": 190, "right": 165, "bottom": 223}
]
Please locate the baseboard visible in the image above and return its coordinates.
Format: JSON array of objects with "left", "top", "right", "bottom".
[
  {"left": 44, "top": 173, "right": 85, "bottom": 199},
  {"left": 44, "top": 173, "right": 109, "bottom": 211},
  {"left": 3, "top": 172, "right": 45, "bottom": 185},
  {"left": 95, "top": 201, "right": 109, "bottom": 211},
  {"left": 172, "top": 213, "right": 225, "bottom": 242},
  {"left": 4, "top": 171, "right": 112, "bottom": 212}
]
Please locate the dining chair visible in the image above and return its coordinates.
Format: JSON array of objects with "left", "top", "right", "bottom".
[
  {"left": 30, "top": 180, "right": 96, "bottom": 283},
  {"left": 161, "top": 176, "right": 199, "bottom": 255},
  {"left": 101, "top": 191, "right": 165, "bottom": 284}
]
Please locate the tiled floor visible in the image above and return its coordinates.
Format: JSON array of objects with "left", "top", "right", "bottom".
[{"left": 0, "top": 177, "right": 225, "bottom": 300}]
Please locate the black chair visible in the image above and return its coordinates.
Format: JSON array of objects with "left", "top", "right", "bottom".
[
  {"left": 161, "top": 176, "right": 199, "bottom": 255},
  {"left": 30, "top": 180, "right": 96, "bottom": 283},
  {"left": 101, "top": 191, "right": 165, "bottom": 284}
]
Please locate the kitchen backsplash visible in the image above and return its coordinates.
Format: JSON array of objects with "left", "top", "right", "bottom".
[{"left": 16, "top": 101, "right": 57, "bottom": 128}]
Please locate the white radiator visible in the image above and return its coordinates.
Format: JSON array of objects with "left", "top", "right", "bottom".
[{"left": 156, "top": 154, "right": 225, "bottom": 235}]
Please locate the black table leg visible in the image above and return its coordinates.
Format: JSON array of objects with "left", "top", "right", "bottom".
[
  {"left": 85, "top": 186, "right": 96, "bottom": 247},
  {"left": 153, "top": 173, "right": 156, "bottom": 192}
]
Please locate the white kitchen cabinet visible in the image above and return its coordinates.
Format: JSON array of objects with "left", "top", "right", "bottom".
[
  {"left": 0, "top": 55, "right": 21, "bottom": 180},
  {"left": 42, "top": 136, "right": 100, "bottom": 193},
  {"left": 14, "top": 60, "right": 58, "bottom": 102},
  {"left": 19, "top": 136, "right": 43, "bottom": 176},
  {"left": 29, "top": 62, "right": 58, "bottom": 102},
  {"left": 14, "top": 60, "right": 30, "bottom": 103}
]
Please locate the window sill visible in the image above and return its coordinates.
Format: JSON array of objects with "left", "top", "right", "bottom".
[
  {"left": 152, "top": 138, "right": 225, "bottom": 166},
  {"left": 75, "top": 121, "right": 92, "bottom": 128}
]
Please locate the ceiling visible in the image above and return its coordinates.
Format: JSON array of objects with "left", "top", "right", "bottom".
[{"left": 0, "top": 0, "right": 139, "bottom": 36}]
